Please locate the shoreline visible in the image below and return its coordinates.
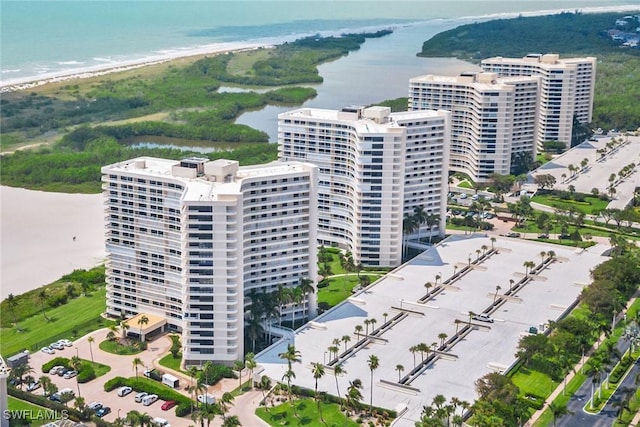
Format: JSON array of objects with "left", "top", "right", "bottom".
[{"left": 2, "top": 5, "right": 638, "bottom": 94}]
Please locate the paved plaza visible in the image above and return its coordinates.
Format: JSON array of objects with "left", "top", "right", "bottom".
[
  {"left": 530, "top": 133, "right": 640, "bottom": 209},
  {"left": 256, "top": 235, "right": 609, "bottom": 427}
]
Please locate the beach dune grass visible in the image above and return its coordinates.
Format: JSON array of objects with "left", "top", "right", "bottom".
[
  {"left": 256, "top": 397, "right": 358, "bottom": 427},
  {"left": 1, "top": 287, "right": 112, "bottom": 357},
  {"left": 227, "top": 48, "right": 272, "bottom": 76}
]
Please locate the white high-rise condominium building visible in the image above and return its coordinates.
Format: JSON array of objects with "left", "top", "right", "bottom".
[
  {"left": 102, "top": 157, "right": 318, "bottom": 366},
  {"left": 481, "top": 54, "right": 596, "bottom": 148},
  {"left": 409, "top": 72, "right": 539, "bottom": 182},
  {"left": 278, "top": 106, "right": 450, "bottom": 267}
]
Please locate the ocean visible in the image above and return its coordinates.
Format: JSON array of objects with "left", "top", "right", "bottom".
[{"left": 2, "top": 0, "right": 640, "bottom": 86}]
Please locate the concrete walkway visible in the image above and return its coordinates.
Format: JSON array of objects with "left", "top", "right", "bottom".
[{"left": 525, "top": 295, "right": 639, "bottom": 426}]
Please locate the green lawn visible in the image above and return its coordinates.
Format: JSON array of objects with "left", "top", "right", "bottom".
[
  {"left": 91, "top": 360, "right": 112, "bottom": 378},
  {"left": 7, "top": 396, "right": 50, "bottom": 426},
  {"left": 512, "top": 368, "right": 558, "bottom": 398},
  {"left": 531, "top": 194, "right": 609, "bottom": 215},
  {"left": 1, "top": 287, "right": 113, "bottom": 357},
  {"left": 256, "top": 397, "right": 359, "bottom": 427},
  {"left": 457, "top": 180, "right": 473, "bottom": 189},
  {"left": 99, "top": 338, "right": 143, "bottom": 355},
  {"left": 158, "top": 353, "right": 184, "bottom": 373},
  {"left": 317, "top": 274, "right": 381, "bottom": 308}
]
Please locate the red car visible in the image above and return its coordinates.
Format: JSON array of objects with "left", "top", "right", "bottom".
[{"left": 161, "top": 400, "right": 176, "bottom": 411}]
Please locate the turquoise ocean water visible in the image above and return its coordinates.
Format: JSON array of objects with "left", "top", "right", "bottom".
[{"left": 2, "top": 0, "right": 639, "bottom": 85}]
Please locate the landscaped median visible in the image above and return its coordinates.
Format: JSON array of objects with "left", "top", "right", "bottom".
[
  {"left": 42, "top": 356, "right": 110, "bottom": 383},
  {"left": 104, "top": 376, "right": 194, "bottom": 417}
]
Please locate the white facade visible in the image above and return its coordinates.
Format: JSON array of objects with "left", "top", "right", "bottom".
[
  {"left": 481, "top": 54, "right": 596, "bottom": 148},
  {"left": 409, "top": 72, "right": 539, "bottom": 181},
  {"left": 278, "top": 106, "right": 450, "bottom": 267},
  {"left": 102, "top": 157, "right": 317, "bottom": 366}
]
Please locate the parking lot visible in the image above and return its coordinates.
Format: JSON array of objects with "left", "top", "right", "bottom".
[
  {"left": 256, "top": 234, "right": 609, "bottom": 427},
  {"left": 22, "top": 329, "right": 190, "bottom": 425}
]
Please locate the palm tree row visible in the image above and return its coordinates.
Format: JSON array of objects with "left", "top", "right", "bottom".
[
  {"left": 403, "top": 206, "right": 440, "bottom": 255},
  {"left": 246, "top": 277, "right": 315, "bottom": 352},
  {"left": 416, "top": 394, "right": 471, "bottom": 427}
]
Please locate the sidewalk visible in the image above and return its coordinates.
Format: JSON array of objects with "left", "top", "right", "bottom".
[{"left": 525, "top": 296, "right": 638, "bottom": 426}]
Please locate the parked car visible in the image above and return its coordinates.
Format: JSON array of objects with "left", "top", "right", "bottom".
[
  {"left": 58, "top": 368, "right": 70, "bottom": 376},
  {"left": 96, "top": 407, "right": 111, "bottom": 418},
  {"left": 118, "top": 386, "right": 133, "bottom": 397},
  {"left": 506, "top": 232, "right": 521, "bottom": 238},
  {"left": 41, "top": 347, "right": 55, "bottom": 355},
  {"left": 458, "top": 193, "right": 467, "bottom": 199},
  {"left": 26, "top": 381, "right": 41, "bottom": 392},
  {"left": 537, "top": 233, "right": 549, "bottom": 239},
  {"left": 558, "top": 233, "right": 571, "bottom": 239},
  {"left": 49, "top": 342, "right": 64, "bottom": 351},
  {"left": 161, "top": 400, "right": 176, "bottom": 411},
  {"left": 473, "top": 314, "right": 495, "bottom": 323},
  {"left": 58, "top": 339, "right": 73, "bottom": 347},
  {"left": 134, "top": 392, "right": 148, "bottom": 403},
  {"left": 63, "top": 370, "right": 78, "bottom": 379},
  {"left": 142, "top": 394, "right": 158, "bottom": 406},
  {"left": 49, "top": 366, "right": 64, "bottom": 375},
  {"left": 87, "top": 401, "right": 103, "bottom": 412}
]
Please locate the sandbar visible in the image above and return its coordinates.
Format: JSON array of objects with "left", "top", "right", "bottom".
[{"left": 0, "top": 186, "right": 106, "bottom": 298}]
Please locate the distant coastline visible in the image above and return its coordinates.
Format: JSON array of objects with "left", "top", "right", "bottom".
[{"left": 3, "top": 5, "right": 639, "bottom": 93}]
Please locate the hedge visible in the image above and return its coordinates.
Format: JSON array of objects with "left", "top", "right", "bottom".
[
  {"left": 77, "top": 363, "right": 96, "bottom": 383},
  {"left": 609, "top": 356, "right": 633, "bottom": 384},
  {"left": 8, "top": 386, "right": 85, "bottom": 421},
  {"left": 42, "top": 357, "right": 71, "bottom": 373},
  {"left": 104, "top": 376, "right": 192, "bottom": 416}
]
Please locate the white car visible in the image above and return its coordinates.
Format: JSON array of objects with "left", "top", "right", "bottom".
[
  {"left": 473, "top": 314, "right": 495, "bottom": 323},
  {"left": 49, "top": 365, "right": 64, "bottom": 375},
  {"left": 142, "top": 394, "right": 158, "bottom": 406},
  {"left": 49, "top": 342, "right": 65, "bottom": 350},
  {"left": 41, "top": 347, "right": 55, "bottom": 355},
  {"left": 27, "top": 382, "right": 41, "bottom": 392},
  {"left": 134, "top": 392, "right": 148, "bottom": 403},
  {"left": 58, "top": 339, "right": 73, "bottom": 347},
  {"left": 63, "top": 370, "right": 78, "bottom": 379},
  {"left": 117, "top": 386, "right": 133, "bottom": 397}
]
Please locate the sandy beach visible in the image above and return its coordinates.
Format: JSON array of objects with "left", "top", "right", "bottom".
[{"left": 0, "top": 186, "right": 106, "bottom": 299}]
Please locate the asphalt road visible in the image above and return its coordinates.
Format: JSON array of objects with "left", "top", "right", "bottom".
[{"left": 556, "top": 336, "right": 638, "bottom": 427}]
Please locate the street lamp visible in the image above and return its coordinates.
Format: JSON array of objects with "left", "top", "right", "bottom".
[
  {"left": 323, "top": 352, "right": 327, "bottom": 364},
  {"left": 468, "top": 253, "right": 472, "bottom": 267},
  {"left": 75, "top": 347, "right": 79, "bottom": 358}
]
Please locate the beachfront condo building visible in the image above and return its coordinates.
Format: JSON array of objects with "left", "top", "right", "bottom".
[
  {"left": 278, "top": 106, "right": 450, "bottom": 267},
  {"left": 481, "top": 54, "right": 596, "bottom": 148},
  {"left": 408, "top": 72, "right": 540, "bottom": 182},
  {"left": 102, "top": 157, "right": 318, "bottom": 366}
]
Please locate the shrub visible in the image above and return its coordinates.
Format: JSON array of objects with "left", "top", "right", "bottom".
[
  {"left": 77, "top": 363, "right": 96, "bottom": 383},
  {"left": 42, "top": 357, "right": 71, "bottom": 373},
  {"left": 104, "top": 376, "right": 126, "bottom": 391},
  {"left": 317, "top": 281, "right": 329, "bottom": 289},
  {"left": 175, "top": 402, "right": 191, "bottom": 417}
]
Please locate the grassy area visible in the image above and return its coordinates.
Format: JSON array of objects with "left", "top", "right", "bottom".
[
  {"left": 91, "top": 360, "right": 112, "bottom": 378},
  {"left": 512, "top": 368, "right": 558, "bottom": 398},
  {"left": 457, "top": 180, "right": 473, "bottom": 189},
  {"left": 158, "top": 353, "right": 184, "bottom": 373},
  {"left": 7, "top": 396, "right": 50, "bottom": 426},
  {"left": 98, "top": 339, "right": 143, "bottom": 355},
  {"left": 525, "top": 238, "right": 596, "bottom": 249},
  {"left": 256, "top": 397, "right": 359, "bottom": 427},
  {"left": 532, "top": 371, "right": 588, "bottom": 427},
  {"left": 1, "top": 287, "right": 113, "bottom": 357},
  {"left": 226, "top": 48, "right": 271, "bottom": 76},
  {"left": 531, "top": 194, "right": 609, "bottom": 215},
  {"left": 317, "top": 274, "right": 381, "bottom": 309}
]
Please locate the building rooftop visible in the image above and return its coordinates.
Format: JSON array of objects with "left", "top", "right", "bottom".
[
  {"left": 103, "top": 157, "right": 313, "bottom": 202},
  {"left": 255, "top": 234, "right": 609, "bottom": 427}
]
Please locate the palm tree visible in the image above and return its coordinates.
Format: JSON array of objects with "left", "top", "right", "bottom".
[
  {"left": 468, "top": 311, "right": 476, "bottom": 327},
  {"left": 403, "top": 214, "right": 418, "bottom": 258},
  {"left": 409, "top": 345, "right": 418, "bottom": 368},
  {"left": 138, "top": 413, "right": 152, "bottom": 427},
  {"left": 6, "top": 293, "right": 19, "bottom": 327},
  {"left": 426, "top": 213, "right": 440, "bottom": 244},
  {"left": 490, "top": 237, "right": 496, "bottom": 250},
  {"left": 424, "top": 282, "right": 433, "bottom": 297},
  {"left": 369, "top": 318, "right": 377, "bottom": 334},
  {"left": 346, "top": 378, "right": 363, "bottom": 415},
  {"left": 549, "top": 402, "right": 573, "bottom": 427},
  {"left": 132, "top": 357, "right": 143, "bottom": 378},
  {"left": 333, "top": 364, "right": 345, "bottom": 406},
  {"left": 493, "top": 285, "right": 502, "bottom": 303},
  {"left": 222, "top": 416, "right": 241, "bottom": 427},
  {"left": 245, "top": 352, "right": 257, "bottom": 389},
  {"left": 481, "top": 244, "right": 488, "bottom": 257},
  {"left": 395, "top": 364, "right": 404, "bottom": 382},
  {"left": 364, "top": 319, "right": 371, "bottom": 336},
  {"left": 413, "top": 205, "right": 428, "bottom": 242},
  {"left": 341, "top": 335, "right": 351, "bottom": 352},
  {"left": 298, "top": 277, "right": 315, "bottom": 321},
  {"left": 329, "top": 345, "right": 339, "bottom": 360},
  {"left": 137, "top": 315, "right": 149, "bottom": 342},
  {"left": 438, "top": 333, "right": 448, "bottom": 347},
  {"left": 219, "top": 392, "right": 234, "bottom": 421},
  {"left": 74, "top": 396, "right": 86, "bottom": 414},
  {"left": 509, "top": 279, "right": 515, "bottom": 290},
  {"left": 39, "top": 375, "right": 53, "bottom": 397},
  {"left": 38, "top": 289, "right": 50, "bottom": 321},
  {"left": 312, "top": 362, "right": 326, "bottom": 422},
  {"left": 71, "top": 355, "right": 82, "bottom": 397},
  {"left": 383, "top": 312, "right": 388, "bottom": 325},
  {"left": 233, "top": 359, "right": 245, "bottom": 390},
  {"left": 354, "top": 325, "right": 363, "bottom": 341},
  {"left": 540, "top": 251, "right": 547, "bottom": 265},
  {"left": 87, "top": 336, "right": 95, "bottom": 363},
  {"left": 120, "top": 320, "right": 130, "bottom": 339},
  {"left": 278, "top": 344, "right": 301, "bottom": 402},
  {"left": 367, "top": 355, "right": 379, "bottom": 414}
]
